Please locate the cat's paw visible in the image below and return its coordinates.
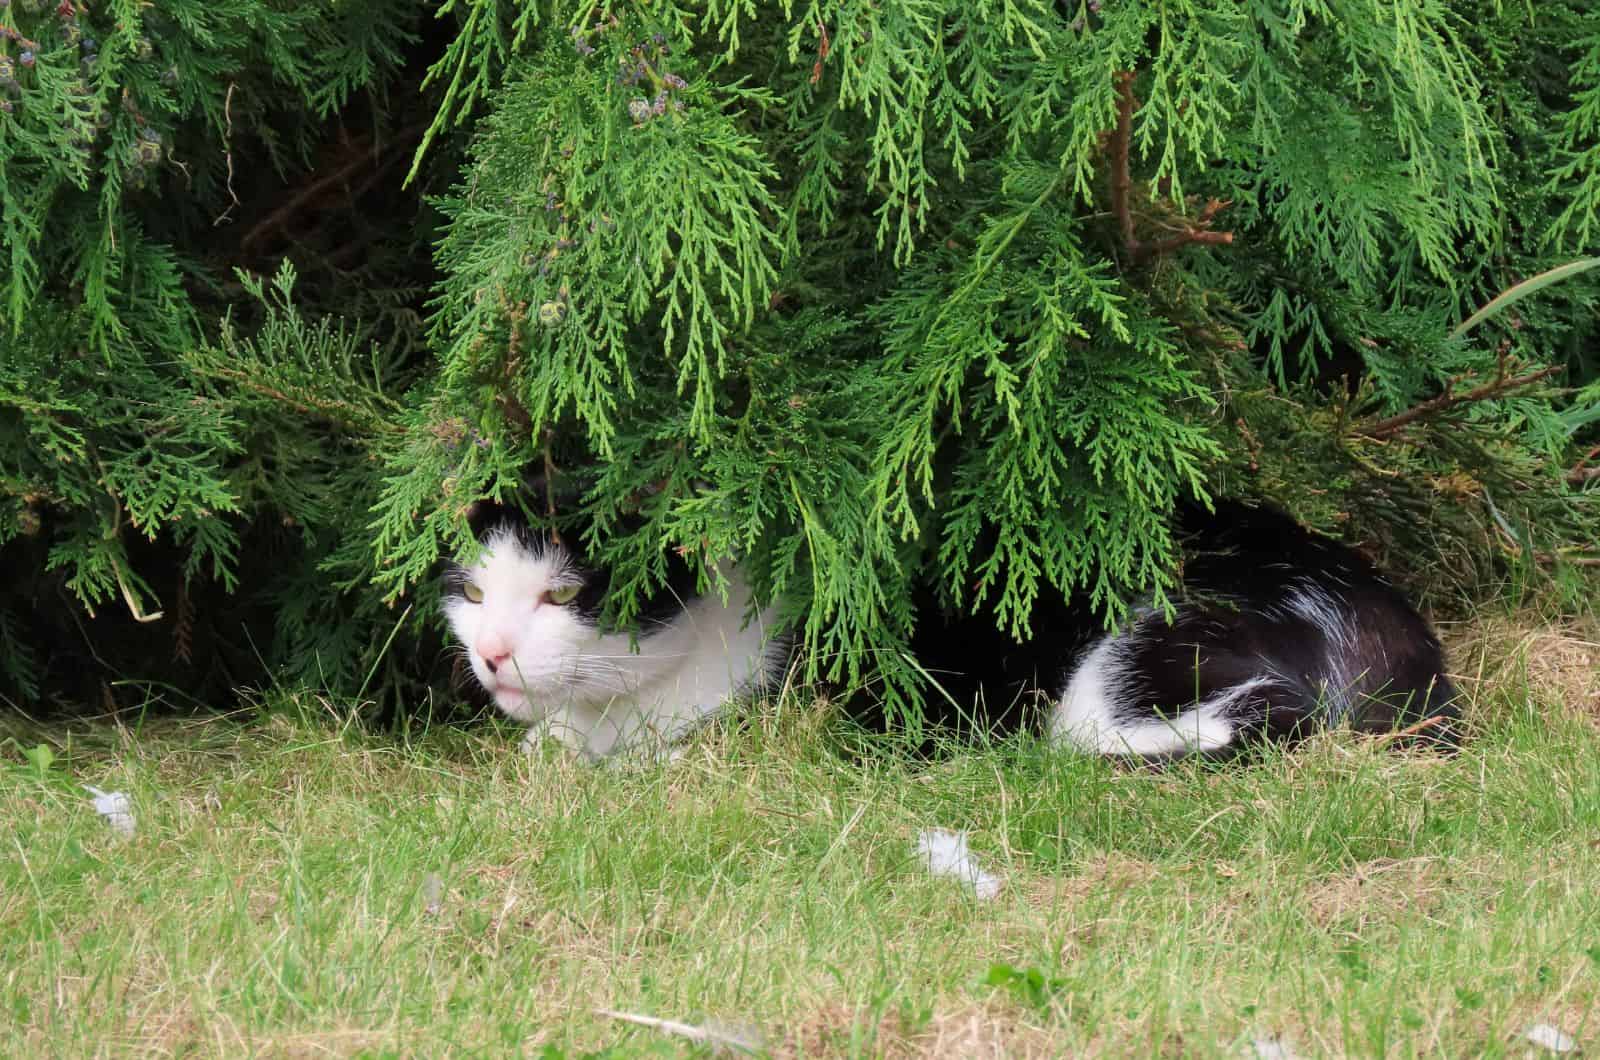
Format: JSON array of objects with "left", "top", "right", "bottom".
[{"left": 518, "top": 727, "right": 543, "bottom": 754}]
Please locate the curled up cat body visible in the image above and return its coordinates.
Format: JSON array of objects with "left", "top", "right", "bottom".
[
  {"left": 444, "top": 515, "right": 789, "bottom": 761},
  {"left": 887, "top": 499, "right": 1461, "bottom": 759}
]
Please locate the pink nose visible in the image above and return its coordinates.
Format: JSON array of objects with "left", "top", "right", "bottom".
[{"left": 477, "top": 634, "right": 511, "bottom": 674}]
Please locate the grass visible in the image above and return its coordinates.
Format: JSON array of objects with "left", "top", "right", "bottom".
[{"left": 3, "top": 617, "right": 1599, "bottom": 1058}]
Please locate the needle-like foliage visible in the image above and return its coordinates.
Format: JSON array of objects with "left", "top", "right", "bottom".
[{"left": 2, "top": 1, "right": 1596, "bottom": 716}]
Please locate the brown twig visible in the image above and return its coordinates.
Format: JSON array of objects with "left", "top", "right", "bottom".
[
  {"left": 1372, "top": 714, "right": 1451, "bottom": 748},
  {"left": 1353, "top": 366, "right": 1562, "bottom": 440},
  {"left": 1528, "top": 549, "right": 1600, "bottom": 567},
  {"left": 1195, "top": 197, "right": 1227, "bottom": 225},
  {"left": 0, "top": 26, "right": 41, "bottom": 51},
  {"left": 1105, "top": 73, "right": 1233, "bottom": 263},
  {"left": 1140, "top": 227, "right": 1235, "bottom": 257},
  {"left": 810, "top": 21, "right": 831, "bottom": 85},
  {"left": 541, "top": 428, "right": 562, "bottom": 546},
  {"left": 1109, "top": 71, "right": 1137, "bottom": 252},
  {"left": 492, "top": 294, "right": 537, "bottom": 439},
  {"left": 240, "top": 122, "right": 426, "bottom": 254},
  {"left": 1568, "top": 444, "right": 1600, "bottom": 486}
]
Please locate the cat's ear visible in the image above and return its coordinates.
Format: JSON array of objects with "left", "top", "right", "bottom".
[
  {"left": 461, "top": 471, "right": 584, "bottom": 541},
  {"left": 464, "top": 496, "right": 517, "bottom": 539}
]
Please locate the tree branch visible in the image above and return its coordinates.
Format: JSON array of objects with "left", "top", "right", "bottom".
[
  {"left": 1568, "top": 443, "right": 1600, "bottom": 486},
  {"left": 1109, "top": 71, "right": 1136, "bottom": 252},
  {"left": 1105, "top": 72, "right": 1233, "bottom": 263},
  {"left": 241, "top": 122, "right": 426, "bottom": 255},
  {"left": 1140, "top": 226, "right": 1234, "bottom": 257},
  {"left": 1353, "top": 366, "right": 1563, "bottom": 440}
]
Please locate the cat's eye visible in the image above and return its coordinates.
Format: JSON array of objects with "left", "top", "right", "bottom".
[
  {"left": 546, "top": 585, "right": 580, "bottom": 606},
  {"left": 462, "top": 582, "right": 484, "bottom": 604}
]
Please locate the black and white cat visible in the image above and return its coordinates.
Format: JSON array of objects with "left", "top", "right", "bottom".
[
  {"left": 445, "top": 497, "right": 1458, "bottom": 760},
  {"left": 898, "top": 499, "right": 1460, "bottom": 757},
  {"left": 443, "top": 508, "right": 789, "bottom": 760}
]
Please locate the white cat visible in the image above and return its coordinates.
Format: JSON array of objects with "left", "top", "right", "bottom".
[{"left": 444, "top": 521, "right": 788, "bottom": 760}]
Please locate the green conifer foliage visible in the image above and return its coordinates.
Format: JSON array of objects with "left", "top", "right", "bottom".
[
  {"left": 2, "top": 1, "right": 1596, "bottom": 714},
  {"left": 372, "top": 1, "right": 1598, "bottom": 713},
  {"left": 1, "top": 0, "right": 420, "bottom": 703}
]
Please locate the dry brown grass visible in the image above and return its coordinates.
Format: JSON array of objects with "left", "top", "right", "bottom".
[
  {"left": 1024, "top": 850, "right": 1162, "bottom": 911},
  {"left": 773, "top": 1000, "right": 1058, "bottom": 1060},
  {"left": 1300, "top": 855, "right": 1453, "bottom": 931},
  {"left": 898, "top": 1002, "right": 1058, "bottom": 1059},
  {"left": 1441, "top": 612, "right": 1600, "bottom": 723}
]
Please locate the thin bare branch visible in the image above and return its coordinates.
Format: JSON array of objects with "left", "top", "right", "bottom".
[
  {"left": 1567, "top": 444, "right": 1600, "bottom": 486},
  {"left": 1109, "top": 71, "right": 1136, "bottom": 252},
  {"left": 1105, "top": 74, "right": 1233, "bottom": 263},
  {"left": 1354, "top": 366, "right": 1562, "bottom": 440}
]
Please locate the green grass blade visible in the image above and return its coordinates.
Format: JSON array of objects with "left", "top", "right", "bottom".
[{"left": 1450, "top": 257, "right": 1600, "bottom": 340}]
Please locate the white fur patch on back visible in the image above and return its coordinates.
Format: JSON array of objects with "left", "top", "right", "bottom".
[{"left": 1282, "top": 582, "right": 1358, "bottom": 722}]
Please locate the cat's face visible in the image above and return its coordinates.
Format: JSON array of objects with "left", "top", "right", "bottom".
[{"left": 443, "top": 526, "right": 609, "bottom": 721}]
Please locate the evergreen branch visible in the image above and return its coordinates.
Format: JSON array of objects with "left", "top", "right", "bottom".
[
  {"left": 5, "top": 0, "right": 1597, "bottom": 708},
  {"left": 404, "top": 0, "right": 539, "bottom": 186},
  {"left": 406, "top": 0, "right": 489, "bottom": 187},
  {"left": 1353, "top": 366, "right": 1563, "bottom": 440},
  {"left": 195, "top": 365, "right": 400, "bottom": 437},
  {"left": 1105, "top": 71, "right": 1234, "bottom": 263}
]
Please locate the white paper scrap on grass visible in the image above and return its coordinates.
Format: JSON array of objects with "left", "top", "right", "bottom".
[
  {"left": 84, "top": 785, "right": 136, "bottom": 838},
  {"left": 1523, "top": 1024, "right": 1579, "bottom": 1054},
  {"left": 421, "top": 872, "right": 444, "bottom": 915},
  {"left": 916, "top": 828, "right": 1002, "bottom": 900},
  {"left": 1241, "top": 1034, "right": 1304, "bottom": 1060}
]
